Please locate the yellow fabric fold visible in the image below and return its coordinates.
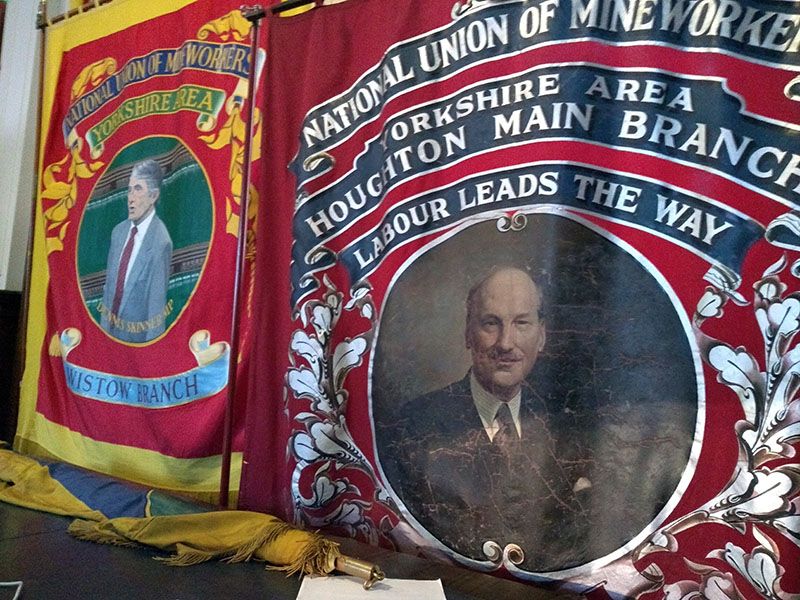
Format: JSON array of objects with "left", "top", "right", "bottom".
[
  {"left": 0, "top": 450, "right": 340, "bottom": 575},
  {"left": 0, "top": 449, "right": 106, "bottom": 522},
  {"left": 0, "top": 449, "right": 340, "bottom": 576},
  {"left": 68, "top": 511, "right": 341, "bottom": 576}
]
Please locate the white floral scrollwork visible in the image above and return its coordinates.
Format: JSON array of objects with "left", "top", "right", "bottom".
[
  {"left": 633, "top": 254, "right": 800, "bottom": 600},
  {"left": 451, "top": 0, "right": 493, "bottom": 19},
  {"left": 286, "top": 276, "right": 401, "bottom": 544},
  {"left": 496, "top": 211, "right": 528, "bottom": 233},
  {"left": 785, "top": 75, "right": 800, "bottom": 102},
  {"left": 662, "top": 559, "right": 747, "bottom": 600},
  {"left": 481, "top": 541, "right": 524, "bottom": 568},
  {"left": 710, "top": 530, "right": 797, "bottom": 600}
]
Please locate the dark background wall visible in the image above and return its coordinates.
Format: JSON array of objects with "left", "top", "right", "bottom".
[
  {"left": 0, "top": 290, "right": 22, "bottom": 444},
  {"left": 0, "top": 2, "right": 5, "bottom": 51}
]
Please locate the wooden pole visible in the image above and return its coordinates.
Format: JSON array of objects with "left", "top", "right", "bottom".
[{"left": 218, "top": 4, "right": 266, "bottom": 508}]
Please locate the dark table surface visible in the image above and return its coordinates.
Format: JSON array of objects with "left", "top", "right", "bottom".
[{"left": 0, "top": 501, "right": 578, "bottom": 600}]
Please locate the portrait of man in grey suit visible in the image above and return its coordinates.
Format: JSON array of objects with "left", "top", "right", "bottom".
[{"left": 100, "top": 159, "right": 173, "bottom": 343}]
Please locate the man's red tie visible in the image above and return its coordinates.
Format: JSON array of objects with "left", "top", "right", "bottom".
[{"left": 112, "top": 226, "right": 137, "bottom": 316}]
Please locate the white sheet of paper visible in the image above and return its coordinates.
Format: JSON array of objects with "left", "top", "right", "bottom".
[{"left": 296, "top": 575, "right": 447, "bottom": 600}]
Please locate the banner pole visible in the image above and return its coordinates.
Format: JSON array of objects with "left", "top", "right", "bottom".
[
  {"left": 42, "top": 0, "right": 115, "bottom": 28},
  {"left": 270, "top": 0, "right": 318, "bottom": 14},
  {"left": 218, "top": 4, "right": 266, "bottom": 508}
]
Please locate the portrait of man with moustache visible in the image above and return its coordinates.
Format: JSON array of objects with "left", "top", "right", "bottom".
[
  {"left": 382, "top": 265, "right": 595, "bottom": 569},
  {"left": 374, "top": 214, "right": 699, "bottom": 572}
]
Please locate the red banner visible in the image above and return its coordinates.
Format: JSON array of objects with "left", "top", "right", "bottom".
[
  {"left": 17, "top": 0, "right": 262, "bottom": 497},
  {"left": 241, "top": 0, "right": 800, "bottom": 596}
]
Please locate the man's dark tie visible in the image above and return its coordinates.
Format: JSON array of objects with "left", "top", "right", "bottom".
[
  {"left": 112, "top": 226, "right": 137, "bottom": 316},
  {"left": 493, "top": 402, "right": 519, "bottom": 449}
]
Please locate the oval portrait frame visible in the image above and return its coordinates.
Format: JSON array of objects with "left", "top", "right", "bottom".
[
  {"left": 370, "top": 208, "right": 704, "bottom": 578},
  {"left": 76, "top": 136, "right": 214, "bottom": 345}
]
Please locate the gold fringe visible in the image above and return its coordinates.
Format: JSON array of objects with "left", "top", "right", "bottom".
[
  {"left": 156, "top": 545, "right": 219, "bottom": 566},
  {"left": 156, "top": 522, "right": 297, "bottom": 567},
  {"left": 67, "top": 514, "right": 340, "bottom": 577},
  {"left": 68, "top": 519, "right": 141, "bottom": 548},
  {"left": 157, "top": 524, "right": 340, "bottom": 576},
  {"left": 269, "top": 536, "right": 341, "bottom": 577},
  {"left": 225, "top": 521, "right": 295, "bottom": 564}
]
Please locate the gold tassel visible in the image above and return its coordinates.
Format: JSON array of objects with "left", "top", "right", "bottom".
[
  {"left": 68, "top": 519, "right": 141, "bottom": 548},
  {"left": 156, "top": 544, "right": 220, "bottom": 566},
  {"left": 66, "top": 511, "right": 341, "bottom": 577},
  {"left": 224, "top": 521, "right": 295, "bottom": 564},
  {"left": 271, "top": 536, "right": 341, "bottom": 577}
]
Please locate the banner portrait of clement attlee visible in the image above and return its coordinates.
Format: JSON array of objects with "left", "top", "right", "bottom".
[{"left": 374, "top": 215, "right": 698, "bottom": 573}]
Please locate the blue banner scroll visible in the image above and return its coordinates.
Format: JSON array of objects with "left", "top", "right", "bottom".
[
  {"left": 57, "top": 328, "right": 230, "bottom": 408},
  {"left": 338, "top": 162, "right": 765, "bottom": 284},
  {"left": 62, "top": 41, "right": 253, "bottom": 142}
]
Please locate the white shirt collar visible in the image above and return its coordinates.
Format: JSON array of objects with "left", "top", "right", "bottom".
[
  {"left": 130, "top": 207, "right": 156, "bottom": 236},
  {"left": 469, "top": 371, "right": 522, "bottom": 441},
  {"left": 122, "top": 209, "right": 157, "bottom": 285}
]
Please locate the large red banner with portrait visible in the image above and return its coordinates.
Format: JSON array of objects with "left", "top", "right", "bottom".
[
  {"left": 16, "top": 0, "right": 262, "bottom": 498},
  {"left": 239, "top": 0, "right": 800, "bottom": 596}
]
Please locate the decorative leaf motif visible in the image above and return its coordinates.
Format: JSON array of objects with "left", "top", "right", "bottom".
[
  {"left": 361, "top": 304, "right": 374, "bottom": 320},
  {"left": 764, "top": 298, "right": 800, "bottom": 348},
  {"left": 345, "top": 285, "right": 371, "bottom": 311},
  {"left": 199, "top": 107, "right": 236, "bottom": 148},
  {"left": 40, "top": 142, "right": 103, "bottom": 254},
  {"left": 756, "top": 400, "right": 800, "bottom": 461},
  {"left": 311, "top": 304, "right": 334, "bottom": 342},
  {"left": 46, "top": 238, "right": 64, "bottom": 253},
  {"left": 752, "top": 525, "right": 780, "bottom": 554},
  {"left": 333, "top": 337, "right": 368, "bottom": 388},
  {"left": 756, "top": 277, "right": 787, "bottom": 304},
  {"left": 41, "top": 180, "right": 72, "bottom": 200},
  {"left": 287, "top": 367, "right": 323, "bottom": 402},
  {"left": 70, "top": 58, "right": 117, "bottom": 101},
  {"left": 763, "top": 255, "right": 787, "bottom": 279},
  {"left": 306, "top": 420, "right": 363, "bottom": 465},
  {"left": 771, "top": 513, "right": 800, "bottom": 544},
  {"left": 697, "top": 288, "right": 725, "bottom": 319},
  {"left": 329, "top": 500, "right": 366, "bottom": 526},
  {"left": 287, "top": 279, "right": 384, "bottom": 540},
  {"left": 295, "top": 412, "right": 321, "bottom": 424},
  {"left": 290, "top": 431, "right": 322, "bottom": 462},
  {"left": 707, "top": 344, "right": 761, "bottom": 424},
  {"left": 664, "top": 560, "right": 747, "bottom": 600},
  {"left": 726, "top": 468, "right": 799, "bottom": 519},
  {"left": 711, "top": 543, "right": 783, "bottom": 599},
  {"left": 326, "top": 289, "right": 342, "bottom": 313},
  {"left": 290, "top": 330, "right": 325, "bottom": 380},
  {"left": 297, "top": 463, "right": 359, "bottom": 508},
  {"left": 197, "top": 9, "right": 251, "bottom": 41}
]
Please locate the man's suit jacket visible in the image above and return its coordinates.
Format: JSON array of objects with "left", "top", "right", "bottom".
[
  {"left": 380, "top": 371, "right": 694, "bottom": 571},
  {"left": 101, "top": 214, "right": 172, "bottom": 343},
  {"left": 382, "top": 374, "right": 592, "bottom": 571}
]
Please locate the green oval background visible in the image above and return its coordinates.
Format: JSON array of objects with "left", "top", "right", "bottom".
[{"left": 77, "top": 136, "right": 213, "bottom": 338}]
